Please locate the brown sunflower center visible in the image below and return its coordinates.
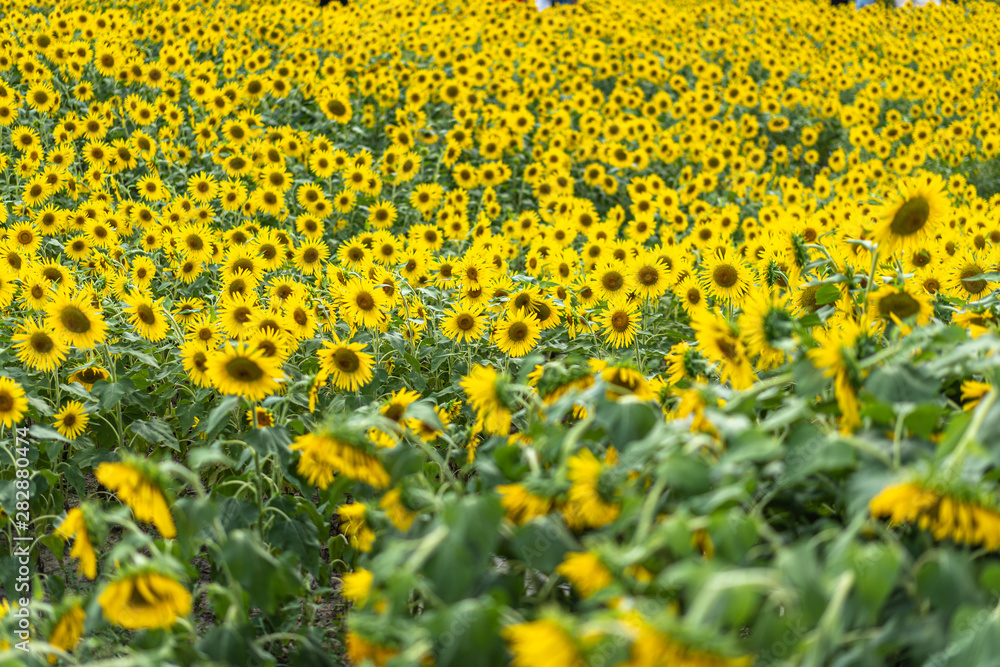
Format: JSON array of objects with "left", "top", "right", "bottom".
[
  {"left": 960, "top": 265, "right": 988, "bottom": 294},
  {"left": 889, "top": 196, "right": 930, "bottom": 236},
  {"left": 60, "top": 305, "right": 92, "bottom": 334},
  {"left": 226, "top": 357, "right": 264, "bottom": 382},
  {"left": 611, "top": 312, "right": 630, "bottom": 331},
  {"left": 602, "top": 271, "right": 624, "bottom": 292},
  {"left": 712, "top": 265, "right": 738, "bottom": 288},
  {"left": 508, "top": 322, "right": 529, "bottom": 342},
  {"left": 456, "top": 313, "right": 475, "bottom": 331},
  {"left": 62, "top": 413, "right": 77, "bottom": 427},
  {"left": 30, "top": 331, "right": 54, "bottom": 353},
  {"left": 878, "top": 292, "right": 921, "bottom": 320},
  {"left": 355, "top": 293, "right": 375, "bottom": 311},
  {"left": 0, "top": 392, "right": 12, "bottom": 411},
  {"left": 137, "top": 305, "right": 157, "bottom": 325},
  {"left": 638, "top": 267, "right": 658, "bottom": 285},
  {"left": 334, "top": 348, "right": 360, "bottom": 373}
]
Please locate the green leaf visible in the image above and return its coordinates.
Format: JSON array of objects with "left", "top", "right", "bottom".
[
  {"left": 28, "top": 424, "right": 72, "bottom": 444},
  {"left": 199, "top": 395, "right": 242, "bottom": 437},
  {"left": 266, "top": 507, "right": 320, "bottom": 574},
  {"left": 865, "top": 364, "right": 939, "bottom": 404},
  {"left": 129, "top": 418, "right": 179, "bottom": 451},
  {"left": 92, "top": 378, "right": 136, "bottom": 410},
  {"left": 815, "top": 283, "right": 841, "bottom": 305},
  {"left": 221, "top": 530, "right": 303, "bottom": 615}
]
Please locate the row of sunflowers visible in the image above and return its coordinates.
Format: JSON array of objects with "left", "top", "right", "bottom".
[{"left": 3, "top": 0, "right": 1000, "bottom": 664}]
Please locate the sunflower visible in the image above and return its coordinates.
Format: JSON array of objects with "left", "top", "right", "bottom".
[
  {"left": 293, "top": 240, "right": 330, "bottom": 276},
  {"left": 441, "top": 304, "right": 487, "bottom": 343},
  {"left": 628, "top": 252, "right": 669, "bottom": 299},
  {"left": 460, "top": 364, "right": 514, "bottom": 435},
  {"left": 689, "top": 307, "right": 755, "bottom": 390},
  {"left": 318, "top": 338, "right": 375, "bottom": 392},
  {"left": 95, "top": 459, "right": 175, "bottom": 538},
  {"left": 699, "top": 247, "right": 751, "bottom": 302},
  {"left": 180, "top": 340, "right": 212, "bottom": 388},
  {"left": 48, "top": 604, "right": 86, "bottom": 660},
  {"left": 868, "top": 284, "right": 933, "bottom": 327},
  {"left": 946, "top": 249, "right": 997, "bottom": 301},
  {"left": 601, "top": 297, "right": 641, "bottom": 349},
  {"left": 67, "top": 366, "right": 110, "bottom": 391},
  {"left": 98, "top": 570, "right": 191, "bottom": 630},
  {"left": 206, "top": 343, "right": 284, "bottom": 400},
  {"left": 54, "top": 401, "right": 89, "bottom": 440},
  {"left": 46, "top": 292, "right": 107, "bottom": 349},
  {"left": 503, "top": 620, "right": 583, "bottom": 667},
  {"left": 873, "top": 176, "right": 948, "bottom": 252},
  {"left": 0, "top": 376, "right": 29, "bottom": 428},
  {"left": 12, "top": 318, "right": 68, "bottom": 371},
  {"left": 738, "top": 290, "right": 793, "bottom": 371},
  {"left": 592, "top": 260, "right": 630, "bottom": 301},
  {"left": 340, "top": 278, "right": 387, "bottom": 330},
  {"left": 124, "top": 294, "right": 170, "bottom": 342},
  {"left": 494, "top": 308, "right": 542, "bottom": 358},
  {"left": 55, "top": 506, "right": 98, "bottom": 579},
  {"left": 565, "top": 447, "right": 621, "bottom": 528},
  {"left": 291, "top": 429, "right": 390, "bottom": 489}
]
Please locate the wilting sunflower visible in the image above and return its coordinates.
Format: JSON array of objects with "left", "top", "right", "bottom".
[
  {"left": 206, "top": 343, "right": 284, "bottom": 401},
  {"left": 494, "top": 308, "right": 541, "bottom": 358},
  {"left": 98, "top": 570, "right": 192, "bottom": 630},
  {"left": 0, "top": 376, "right": 28, "bottom": 428},
  {"left": 95, "top": 459, "right": 176, "bottom": 538},
  {"left": 461, "top": 364, "right": 515, "bottom": 435},
  {"left": 337, "top": 502, "right": 375, "bottom": 552},
  {"left": 48, "top": 603, "right": 86, "bottom": 660},
  {"left": 318, "top": 338, "right": 375, "bottom": 391},
  {"left": 53, "top": 401, "right": 89, "bottom": 440},
  {"left": 55, "top": 506, "right": 97, "bottom": 579},
  {"left": 124, "top": 294, "right": 170, "bottom": 342},
  {"left": 497, "top": 483, "right": 554, "bottom": 526},
  {"left": 873, "top": 176, "right": 948, "bottom": 251},
  {"left": 601, "top": 297, "right": 641, "bottom": 349},
  {"left": 290, "top": 429, "right": 390, "bottom": 489},
  {"left": 12, "top": 318, "right": 68, "bottom": 371},
  {"left": 46, "top": 291, "right": 107, "bottom": 349},
  {"left": 870, "top": 481, "right": 1000, "bottom": 552},
  {"left": 441, "top": 304, "right": 487, "bottom": 343}
]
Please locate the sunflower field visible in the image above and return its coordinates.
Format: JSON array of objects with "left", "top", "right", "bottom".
[{"left": 4, "top": 0, "right": 1000, "bottom": 664}]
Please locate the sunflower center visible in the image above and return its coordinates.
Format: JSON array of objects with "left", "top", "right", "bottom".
[
  {"left": 18, "top": 231, "right": 33, "bottom": 244},
  {"left": 638, "top": 267, "right": 658, "bottom": 285},
  {"left": 508, "top": 322, "right": 529, "bottom": 342},
  {"left": 334, "top": 348, "right": 360, "bottom": 373},
  {"left": 602, "top": 272, "right": 624, "bottom": 291},
  {"left": 712, "top": 265, "right": 738, "bottom": 288},
  {"left": 356, "top": 293, "right": 374, "bottom": 311},
  {"left": 456, "top": 314, "right": 475, "bottom": 330},
  {"left": 225, "top": 357, "right": 264, "bottom": 383},
  {"left": 0, "top": 393, "right": 12, "bottom": 411},
  {"left": 60, "top": 305, "right": 92, "bottom": 334},
  {"left": 878, "top": 292, "right": 921, "bottom": 320},
  {"left": 923, "top": 279, "right": 940, "bottom": 293},
  {"left": 960, "top": 265, "right": 988, "bottom": 294},
  {"left": 303, "top": 249, "right": 319, "bottom": 263},
  {"left": 31, "top": 331, "right": 54, "bottom": 353},
  {"left": 62, "top": 413, "right": 77, "bottom": 427},
  {"left": 889, "top": 196, "right": 930, "bottom": 236},
  {"left": 686, "top": 288, "right": 701, "bottom": 304},
  {"left": 611, "top": 312, "right": 629, "bottom": 331},
  {"left": 31, "top": 285, "right": 45, "bottom": 299},
  {"left": 137, "top": 304, "right": 157, "bottom": 325},
  {"left": 534, "top": 302, "right": 551, "bottom": 322}
]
